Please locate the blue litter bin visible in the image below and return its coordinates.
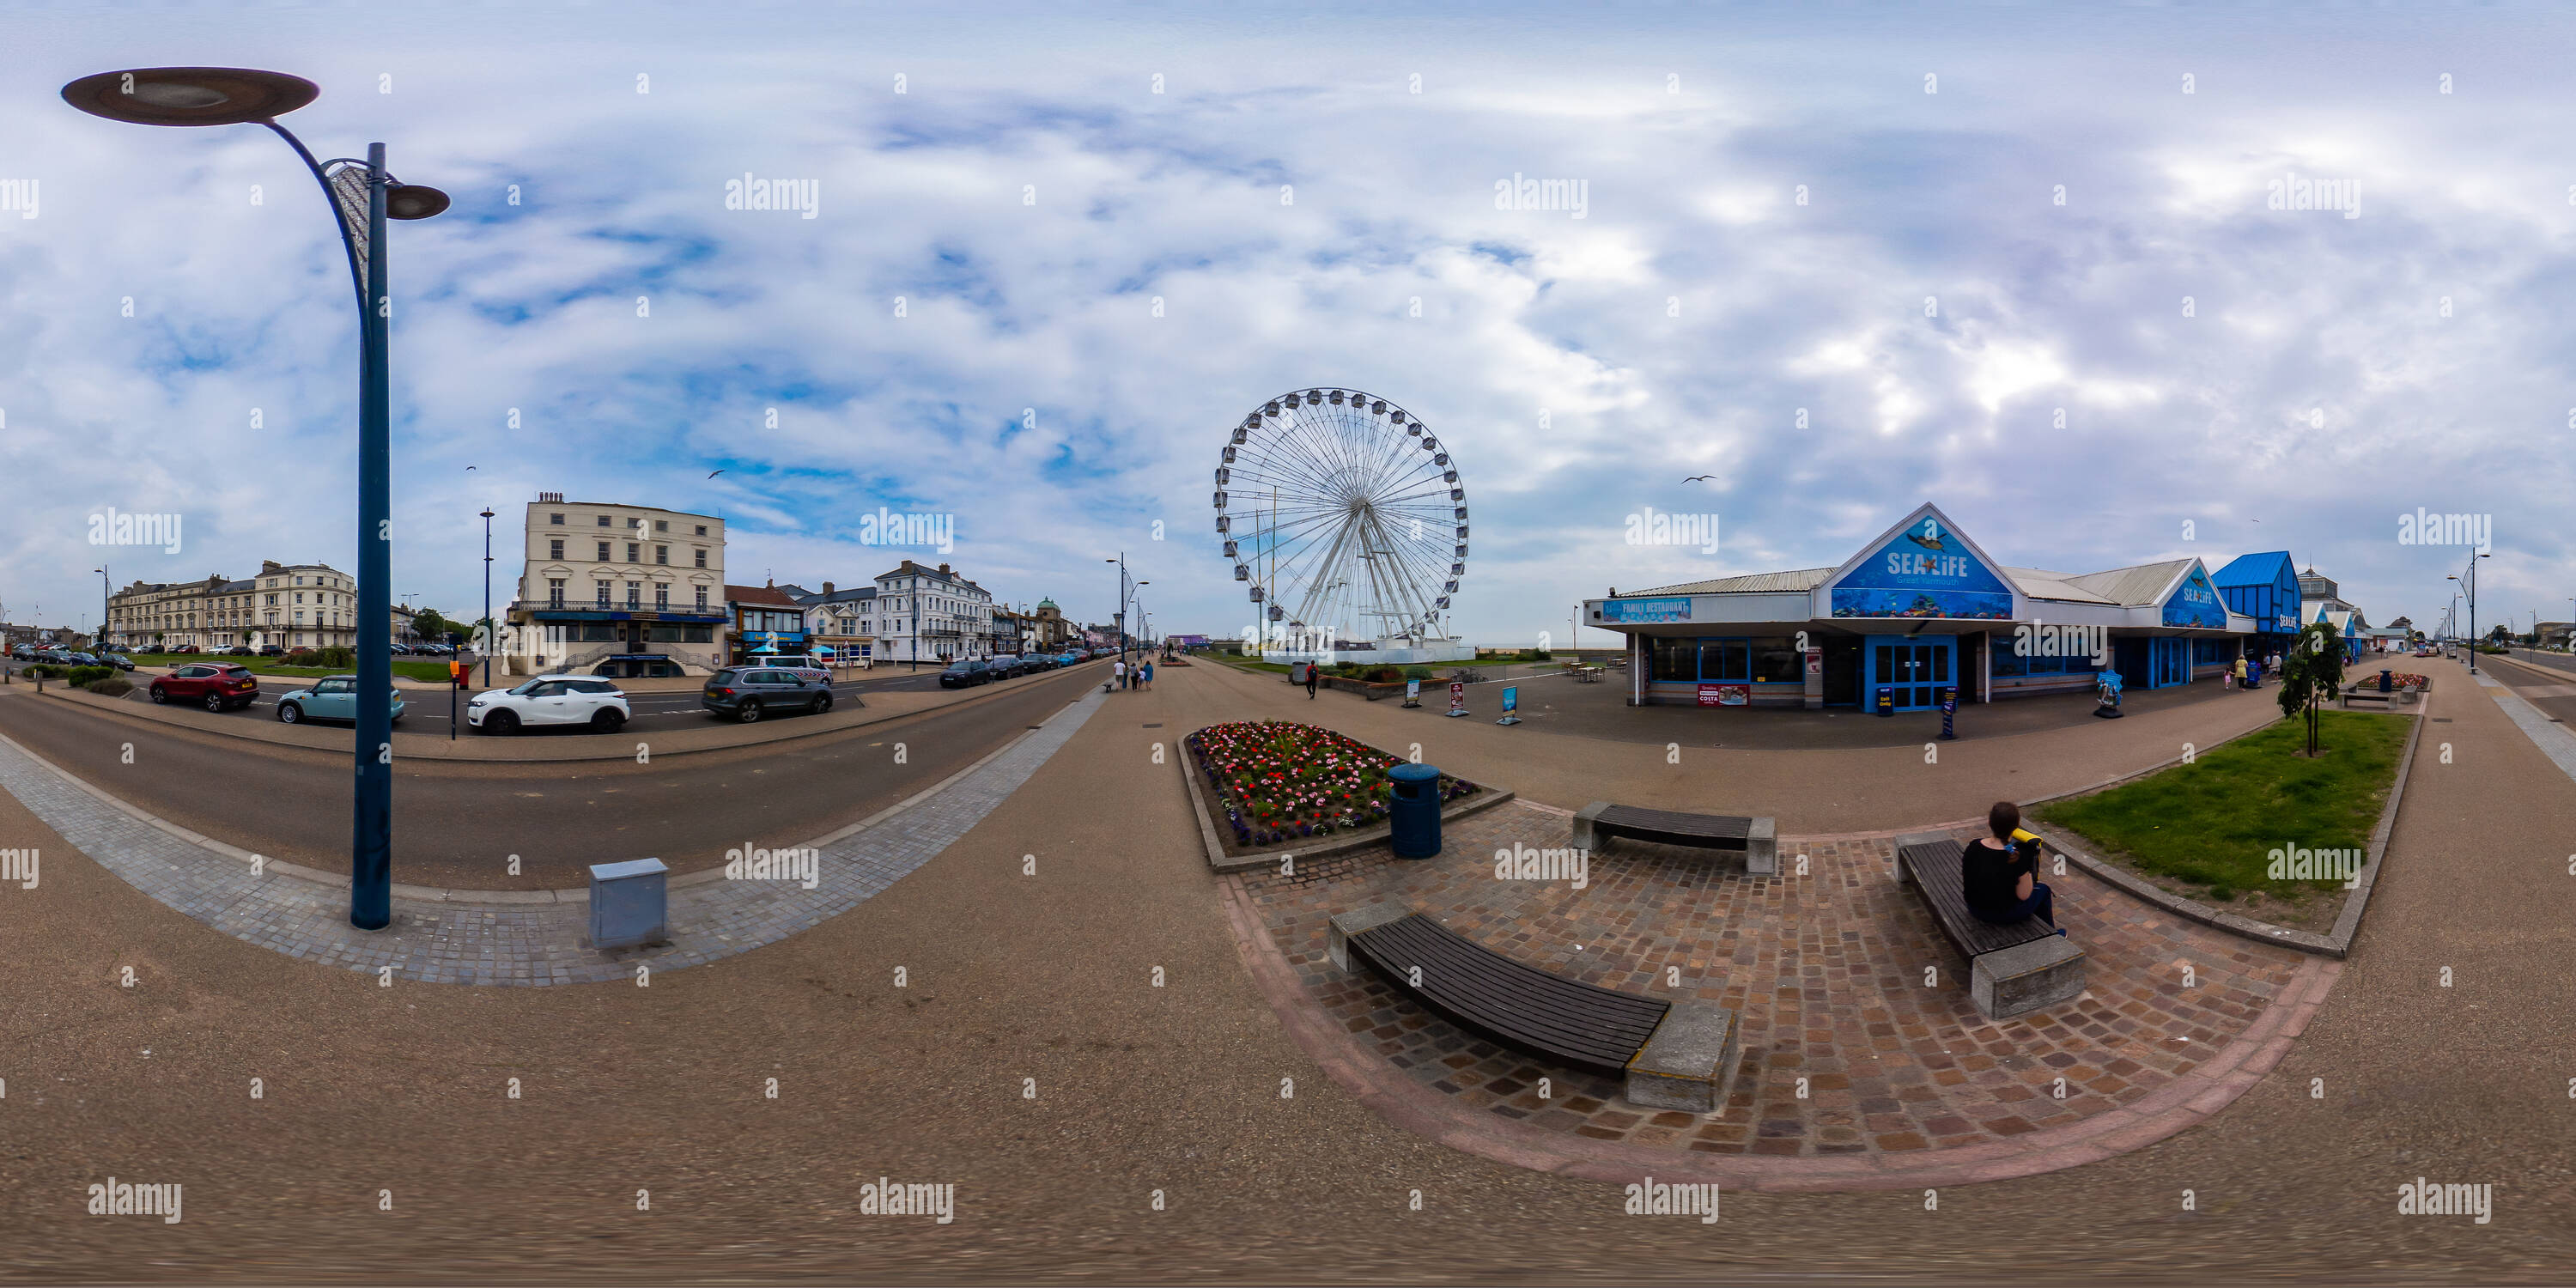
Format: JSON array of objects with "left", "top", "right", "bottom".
[
  {"left": 1388, "top": 762, "right": 1443, "bottom": 859},
  {"left": 2379, "top": 668, "right": 2393, "bottom": 693}
]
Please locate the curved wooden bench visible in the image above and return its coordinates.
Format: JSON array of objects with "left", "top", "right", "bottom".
[{"left": 1327, "top": 904, "right": 1740, "bottom": 1111}]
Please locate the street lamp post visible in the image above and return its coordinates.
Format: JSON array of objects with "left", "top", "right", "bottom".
[
  {"left": 2449, "top": 550, "right": 2493, "bottom": 676},
  {"left": 94, "top": 568, "right": 109, "bottom": 652},
  {"left": 480, "top": 507, "right": 496, "bottom": 688},
  {"left": 65, "top": 67, "right": 448, "bottom": 932}
]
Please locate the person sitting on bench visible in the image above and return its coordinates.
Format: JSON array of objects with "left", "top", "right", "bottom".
[{"left": 1962, "top": 801, "right": 2066, "bottom": 934}]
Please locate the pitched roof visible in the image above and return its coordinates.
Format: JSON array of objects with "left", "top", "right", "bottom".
[
  {"left": 1631, "top": 568, "right": 1834, "bottom": 596},
  {"left": 795, "top": 586, "right": 878, "bottom": 606},
  {"left": 724, "top": 584, "right": 805, "bottom": 609},
  {"left": 2063, "top": 557, "right": 2196, "bottom": 608},
  {"left": 2211, "top": 550, "right": 2295, "bottom": 587},
  {"left": 1998, "top": 567, "right": 2115, "bottom": 605}
]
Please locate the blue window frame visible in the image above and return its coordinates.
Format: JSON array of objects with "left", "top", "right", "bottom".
[{"left": 1648, "top": 635, "right": 1807, "bottom": 684}]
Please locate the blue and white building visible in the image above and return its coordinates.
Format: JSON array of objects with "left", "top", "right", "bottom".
[{"left": 1583, "top": 503, "right": 2258, "bottom": 710}]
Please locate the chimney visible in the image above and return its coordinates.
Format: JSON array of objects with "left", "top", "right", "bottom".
[
  {"left": 938, "top": 562, "right": 951, "bottom": 574},
  {"left": 538, "top": 491, "right": 563, "bottom": 503},
  {"left": 822, "top": 580, "right": 834, "bottom": 594}
]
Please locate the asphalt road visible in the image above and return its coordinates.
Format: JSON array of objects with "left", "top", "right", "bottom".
[
  {"left": 121, "top": 665, "right": 977, "bottom": 737},
  {"left": 0, "top": 660, "right": 1111, "bottom": 890}
]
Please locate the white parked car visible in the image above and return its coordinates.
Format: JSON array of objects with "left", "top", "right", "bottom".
[{"left": 466, "top": 674, "right": 629, "bottom": 734}]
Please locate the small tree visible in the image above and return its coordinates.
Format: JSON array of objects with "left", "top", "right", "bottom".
[
  {"left": 413, "top": 608, "right": 451, "bottom": 645},
  {"left": 2275, "top": 620, "right": 2346, "bottom": 756}
]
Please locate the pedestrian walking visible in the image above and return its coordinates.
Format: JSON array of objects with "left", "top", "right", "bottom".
[
  {"left": 1305, "top": 664, "right": 1319, "bottom": 700},
  {"left": 1139, "top": 659, "right": 1153, "bottom": 690},
  {"left": 1114, "top": 659, "right": 1127, "bottom": 690},
  {"left": 2232, "top": 655, "right": 2245, "bottom": 690}
]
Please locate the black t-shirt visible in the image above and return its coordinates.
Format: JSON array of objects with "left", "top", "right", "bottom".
[{"left": 1960, "top": 836, "right": 2032, "bottom": 915}]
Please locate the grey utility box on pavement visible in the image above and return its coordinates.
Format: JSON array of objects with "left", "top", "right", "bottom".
[{"left": 588, "top": 857, "right": 670, "bottom": 950}]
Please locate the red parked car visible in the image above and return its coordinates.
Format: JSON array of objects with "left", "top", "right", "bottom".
[{"left": 149, "top": 662, "right": 260, "bottom": 712}]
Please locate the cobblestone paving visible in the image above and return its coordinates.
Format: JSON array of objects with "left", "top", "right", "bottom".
[
  {"left": 0, "top": 689, "right": 1103, "bottom": 986},
  {"left": 1235, "top": 801, "right": 2307, "bottom": 1157}
]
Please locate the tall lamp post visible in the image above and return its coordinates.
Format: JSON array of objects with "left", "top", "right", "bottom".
[
  {"left": 2449, "top": 550, "right": 2492, "bottom": 676},
  {"left": 480, "top": 507, "right": 496, "bottom": 687},
  {"left": 94, "top": 568, "right": 110, "bottom": 652},
  {"left": 66, "top": 68, "right": 448, "bottom": 931}
]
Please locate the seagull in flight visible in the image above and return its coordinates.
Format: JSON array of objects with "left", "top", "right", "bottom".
[
  {"left": 708, "top": 469, "right": 726, "bottom": 478},
  {"left": 1682, "top": 474, "right": 1715, "bottom": 483}
]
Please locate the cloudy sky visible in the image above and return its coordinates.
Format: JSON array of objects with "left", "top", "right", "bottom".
[{"left": 4, "top": 4, "right": 2569, "bottom": 645}]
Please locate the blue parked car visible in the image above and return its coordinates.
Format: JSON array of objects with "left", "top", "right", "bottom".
[{"left": 275, "top": 674, "right": 406, "bottom": 726}]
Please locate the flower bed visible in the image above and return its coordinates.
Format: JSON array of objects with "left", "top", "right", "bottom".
[{"left": 1185, "top": 720, "right": 1479, "bottom": 848}]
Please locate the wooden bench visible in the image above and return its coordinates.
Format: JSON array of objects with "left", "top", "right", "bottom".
[
  {"left": 1572, "top": 803, "right": 1777, "bottom": 874},
  {"left": 1328, "top": 904, "right": 1741, "bottom": 1112},
  {"left": 1893, "top": 833, "right": 2086, "bottom": 1019}
]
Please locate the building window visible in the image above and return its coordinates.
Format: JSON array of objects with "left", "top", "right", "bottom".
[
  {"left": 655, "top": 586, "right": 669, "bottom": 610},
  {"left": 550, "top": 513, "right": 565, "bottom": 526},
  {"left": 598, "top": 515, "right": 611, "bottom": 526},
  {"left": 548, "top": 579, "right": 566, "bottom": 609},
  {"left": 595, "top": 580, "right": 611, "bottom": 607},
  {"left": 626, "top": 582, "right": 641, "bottom": 609},
  {"left": 694, "top": 549, "right": 707, "bottom": 568},
  {"left": 597, "top": 541, "right": 611, "bottom": 562},
  {"left": 695, "top": 586, "right": 708, "bottom": 610},
  {"left": 696, "top": 525, "right": 708, "bottom": 536},
  {"left": 655, "top": 545, "right": 668, "bottom": 565},
  {"left": 550, "top": 538, "right": 564, "bottom": 560},
  {"left": 627, "top": 543, "right": 641, "bottom": 562},
  {"left": 655, "top": 520, "right": 668, "bottom": 532}
]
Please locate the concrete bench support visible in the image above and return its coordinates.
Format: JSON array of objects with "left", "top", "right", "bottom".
[
  {"left": 1571, "top": 801, "right": 1608, "bottom": 852},
  {"left": 1971, "top": 935, "right": 2087, "bottom": 1019},
  {"left": 1745, "top": 817, "right": 1778, "bottom": 875},
  {"left": 1623, "top": 1000, "right": 1742, "bottom": 1113},
  {"left": 1327, "top": 902, "right": 1413, "bottom": 973}
]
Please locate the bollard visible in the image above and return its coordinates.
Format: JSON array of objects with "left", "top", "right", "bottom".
[{"left": 588, "top": 857, "right": 670, "bottom": 950}]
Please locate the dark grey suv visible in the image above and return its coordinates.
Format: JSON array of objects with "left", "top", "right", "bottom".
[{"left": 702, "top": 665, "right": 835, "bottom": 722}]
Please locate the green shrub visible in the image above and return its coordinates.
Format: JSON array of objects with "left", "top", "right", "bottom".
[
  {"left": 1531, "top": 648, "right": 1552, "bottom": 660},
  {"left": 85, "top": 677, "right": 133, "bottom": 697},
  {"left": 1402, "top": 665, "right": 1432, "bottom": 681},
  {"left": 21, "top": 664, "right": 57, "bottom": 680},
  {"left": 67, "top": 665, "right": 113, "bottom": 686},
  {"left": 1367, "top": 666, "right": 1403, "bottom": 683}
]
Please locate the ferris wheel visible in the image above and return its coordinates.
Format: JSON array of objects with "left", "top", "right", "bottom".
[{"left": 1213, "top": 388, "right": 1467, "bottom": 650}]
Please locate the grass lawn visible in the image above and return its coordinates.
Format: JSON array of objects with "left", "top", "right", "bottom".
[
  {"left": 128, "top": 653, "right": 457, "bottom": 684},
  {"left": 2032, "top": 709, "right": 2413, "bottom": 909}
]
